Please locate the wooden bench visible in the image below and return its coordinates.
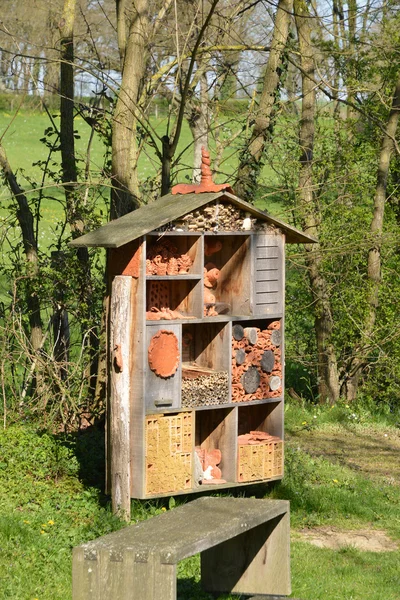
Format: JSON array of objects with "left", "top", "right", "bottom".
[{"left": 72, "top": 497, "right": 291, "bottom": 599}]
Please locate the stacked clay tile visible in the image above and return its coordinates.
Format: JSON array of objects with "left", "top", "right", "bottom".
[
  {"left": 231, "top": 320, "right": 282, "bottom": 402},
  {"left": 146, "top": 238, "right": 193, "bottom": 275},
  {"left": 237, "top": 430, "right": 280, "bottom": 445},
  {"left": 195, "top": 447, "right": 226, "bottom": 485}
]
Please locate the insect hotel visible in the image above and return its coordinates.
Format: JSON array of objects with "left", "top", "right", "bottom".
[{"left": 71, "top": 151, "right": 315, "bottom": 514}]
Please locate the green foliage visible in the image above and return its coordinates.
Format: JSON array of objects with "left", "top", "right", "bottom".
[
  {"left": 0, "top": 424, "right": 79, "bottom": 485},
  {"left": 274, "top": 440, "right": 400, "bottom": 537},
  {"left": 0, "top": 423, "right": 123, "bottom": 600}
]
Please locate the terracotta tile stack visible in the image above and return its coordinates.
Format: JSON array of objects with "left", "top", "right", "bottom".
[
  {"left": 203, "top": 262, "right": 220, "bottom": 317},
  {"left": 195, "top": 447, "right": 226, "bottom": 485},
  {"left": 231, "top": 321, "right": 282, "bottom": 402},
  {"left": 146, "top": 239, "right": 193, "bottom": 275}
]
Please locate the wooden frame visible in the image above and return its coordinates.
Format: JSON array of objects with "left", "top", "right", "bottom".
[
  {"left": 69, "top": 190, "right": 316, "bottom": 512},
  {"left": 106, "top": 228, "right": 287, "bottom": 506}
]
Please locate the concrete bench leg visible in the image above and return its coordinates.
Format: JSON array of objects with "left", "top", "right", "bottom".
[
  {"left": 73, "top": 548, "right": 177, "bottom": 600},
  {"left": 201, "top": 512, "right": 291, "bottom": 597}
]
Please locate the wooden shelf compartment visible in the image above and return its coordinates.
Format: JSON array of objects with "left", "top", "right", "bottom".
[
  {"left": 237, "top": 402, "right": 284, "bottom": 483},
  {"left": 238, "top": 402, "right": 283, "bottom": 439},
  {"left": 181, "top": 322, "right": 231, "bottom": 409},
  {"left": 146, "top": 278, "right": 203, "bottom": 320},
  {"left": 145, "top": 233, "right": 203, "bottom": 276},
  {"left": 203, "top": 233, "right": 252, "bottom": 317},
  {"left": 194, "top": 407, "right": 237, "bottom": 486}
]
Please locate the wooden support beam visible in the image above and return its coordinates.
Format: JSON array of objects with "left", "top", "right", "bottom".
[{"left": 110, "top": 276, "right": 132, "bottom": 520}]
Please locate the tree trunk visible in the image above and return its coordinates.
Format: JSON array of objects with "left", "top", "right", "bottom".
[
  {"left": 111, "top": 0, "right": 148, "bottom": 218},
  {"left": 235, "top": 0, "right": 293, "bottom": 201},
  {"left": 294, "top": 0, "right": 340, "bottom": 404},
  {"left": 346, "top": 0, "right": 358, "bottom": 122},
  {"left": 160, "top": 0, "right": 220, "bottom": 195},
  {"left": 189, "top": 73, "right": 209, "bottom": 183},
  {"left": 60, "top": 0, "right": 80, "bottom": 232},
  {"left": 60, "top": 0, "right": 98, "bottom": 394},
  {"left": 0, "top": 144, "right": 43, "bottom": 353},
  {"left": 343, "top": 73, "right": 400, "bottom": 400},
  {"left": 116, "top": 0, "right": 130, "bottom": 67}
]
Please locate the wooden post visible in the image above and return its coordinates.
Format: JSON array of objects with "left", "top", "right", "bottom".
[
  {"left": 110, "top": 276, "right": 132, "bottom": 520},
  {"left": 201, "top": 512, "right": 291, "bottom": 596}
]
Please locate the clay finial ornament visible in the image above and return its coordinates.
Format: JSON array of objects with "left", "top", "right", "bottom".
[{"left": 171, "top": 147, "right": 234, "bottom": 195}]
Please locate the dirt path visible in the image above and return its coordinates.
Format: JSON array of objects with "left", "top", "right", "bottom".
[
  {"left": 288, "top": 424, "right": 400, "bottom": 551},
  {"left": 288, "top": 424, "right": 400, "bottom": 485}
]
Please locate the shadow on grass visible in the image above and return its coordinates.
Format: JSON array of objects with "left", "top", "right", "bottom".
[
  {"left": 55, "top": 422, "right": 109, "bottom": 506},
  {"left": 178, "top": 577, "right": 211, "bottom": 600},
  {"left": 177, "top": 577, "right": 238, "bottom": 600}
]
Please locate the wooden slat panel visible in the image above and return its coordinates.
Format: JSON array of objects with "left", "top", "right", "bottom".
[
  {"left": 255, "top": 246, "right": 279, "bottom": 259},
  {"left": 252, "top": 234, "right": 284, "bottom": 315},
  {"left": 255, "top": 257, "right": 279, "bottom": 270},
  {"left": 255, "top": 280, "right": 279, "bottom": 293},
  {"left": 256, "top": 269, "right": 279, "bottom": 283},
  {"left": 255, "top": 291, "right": 280, "bottom": 303}
]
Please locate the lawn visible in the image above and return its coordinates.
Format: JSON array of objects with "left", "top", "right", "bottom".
[
  {"left": 0, "top": 109, "right": 284, "bottom": 218},
  {"left": 1, "top": 402, "right": 399, "bottom": 600}
]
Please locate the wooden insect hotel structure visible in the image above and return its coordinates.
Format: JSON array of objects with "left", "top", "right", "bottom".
[{"left": 71, "top": 150, "right": 315, "bottom": 515}]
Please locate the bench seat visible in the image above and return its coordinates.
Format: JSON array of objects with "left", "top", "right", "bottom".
[{"left": 73, "top": 497, "right": 291, "bottom": 599}]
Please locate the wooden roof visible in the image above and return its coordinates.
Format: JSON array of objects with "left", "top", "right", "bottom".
[{"left": 69, "top": 191, "right": 317, "bottom": 248}]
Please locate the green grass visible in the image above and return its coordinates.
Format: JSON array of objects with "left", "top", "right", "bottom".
[
  {"left": 1, "top": 405, "right": 400, "bottom": 599},
  {"left": 291, "top": 542, "right": 400, "bottom": 600},
  {"left": 0, "top": 110, "right": 282, "bottom": 212}
]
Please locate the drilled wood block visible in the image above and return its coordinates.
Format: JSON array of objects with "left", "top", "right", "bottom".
[
  {"left": 145, "top": 413, "right": 193, "bottom": 495},
  {"left": 272, "top": 441, "right": 284, "bottom": 477},
  {"left": 238, "top": 441, "right": 283, "bottom": 483}
]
